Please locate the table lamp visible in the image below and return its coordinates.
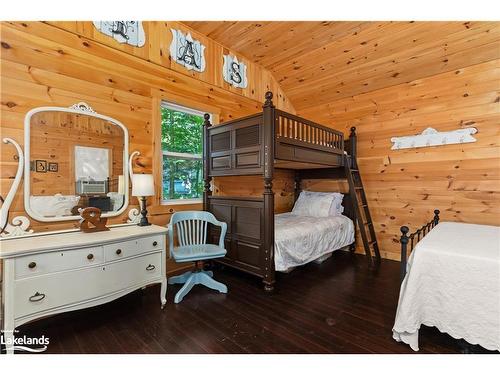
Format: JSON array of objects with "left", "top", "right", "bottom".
[{"left": 132, "top": 174, "right": 154, "bottom": 226}]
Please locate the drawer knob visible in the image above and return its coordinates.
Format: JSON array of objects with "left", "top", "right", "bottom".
[
  {"left": 153, "top": 241, "right": 158, "bottom": 247},
  {"left": 146, "top": 264, "right": 155, "bottom": 271},
  {"left": 116, "top": 249, "right": 122, "bottom": 255},
  {"left": 87, "top": 253, "right": 94, "bottom": 260},
  {"left": 28, "top": 261, "right": 37, "bottom": 269},
  {"left": 29, "top": 292, "right": 46, "bottom": 302}
]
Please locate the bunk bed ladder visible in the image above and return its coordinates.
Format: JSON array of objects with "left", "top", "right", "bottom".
[{"left": 345, "top": 154, "right": 381, "bottom": 266}]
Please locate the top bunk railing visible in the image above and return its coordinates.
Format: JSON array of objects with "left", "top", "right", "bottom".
[{"left": 275, "top": 110, "right": 344, "bottom": 155}]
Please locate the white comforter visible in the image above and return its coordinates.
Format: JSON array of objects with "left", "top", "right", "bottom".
[
  {"left": 274, "top": 213, "right": 355, "bottom": 272},
  {"left": 393, "top": 222, "right": 500, "bottom": 351}
]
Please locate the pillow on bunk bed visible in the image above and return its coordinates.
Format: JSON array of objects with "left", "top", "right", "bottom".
[
  {"left": 305, "top": 191, "right": 344, "bottom": 216},
  {"left": 309, "top": 191, "right": 343, "bottom": 216},
  {"left": 292, "top": 191, "right": 333, "bottom": 217},
  {"left": 328, "top": 193, "right": 344, "bottom": 216},
  {"left": 292, "top": 191, "right": 344, "bottom": 217}
]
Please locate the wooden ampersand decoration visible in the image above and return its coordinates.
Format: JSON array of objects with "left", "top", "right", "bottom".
[{"left": 79, "top": 207, "right": 110, "bottom": 233}]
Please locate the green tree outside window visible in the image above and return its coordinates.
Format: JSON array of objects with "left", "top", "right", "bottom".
[{"left": 161, "top": 106, "right": 204, "bottom": 200}]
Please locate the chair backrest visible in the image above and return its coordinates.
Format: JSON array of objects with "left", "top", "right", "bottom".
[{"left": 168, "top": 211, "right": 223, "bottom": 255}]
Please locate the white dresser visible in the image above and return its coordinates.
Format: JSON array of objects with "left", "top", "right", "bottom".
[{"left": 0, "top": 224, "right": 168, "bottom": 354}]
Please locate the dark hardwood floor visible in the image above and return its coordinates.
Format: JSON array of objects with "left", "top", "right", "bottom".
[{"left": 8, "top": 251, "right": 496, "bottom": 354}]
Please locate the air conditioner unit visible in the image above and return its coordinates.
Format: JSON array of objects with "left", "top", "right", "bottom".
[{"left": 76, "top": 180, "right": 108, "bottom": 195}]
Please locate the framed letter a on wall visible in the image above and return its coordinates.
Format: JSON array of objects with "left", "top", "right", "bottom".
[{"left": 169, "top": 29, "right": 206, "bottom": 73}]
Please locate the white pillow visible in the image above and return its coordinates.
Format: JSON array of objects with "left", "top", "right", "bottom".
[
  {"left": 292, "top": 191, "right": 333, "bottom": 217},
  {"left": 327, "top": 193, "right": 344, "bottom": 216},
  {"left": 292, "top": 191, "right": 344, "bottom": 217}
]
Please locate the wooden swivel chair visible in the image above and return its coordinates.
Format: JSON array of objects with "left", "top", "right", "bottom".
[{"left": 168, "top": 211, "right": 228, "bottom": 303}]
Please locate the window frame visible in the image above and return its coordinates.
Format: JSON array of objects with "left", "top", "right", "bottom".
[{"left": 160, "top": 101, "right": 208, "bottom": 205}]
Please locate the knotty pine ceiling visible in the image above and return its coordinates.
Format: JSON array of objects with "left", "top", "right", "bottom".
[{"left": 183, "top": 21, "right": 499, "bottom": 113}]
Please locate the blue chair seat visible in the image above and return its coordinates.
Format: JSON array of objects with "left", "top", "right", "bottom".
[{"left": 172, "top": 244, "right": 227, "bottom": 263}]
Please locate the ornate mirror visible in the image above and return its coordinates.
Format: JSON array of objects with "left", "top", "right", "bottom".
[{"left": 24, "top": 103, "right": 130, "bottom": 222}]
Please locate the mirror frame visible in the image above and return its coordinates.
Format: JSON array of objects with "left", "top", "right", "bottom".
[{"left": 24, "top": 102, "right": 130, "bottom": 222}]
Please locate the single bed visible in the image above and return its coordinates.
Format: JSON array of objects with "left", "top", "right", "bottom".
[
  {"left": 393, "top": 220, "right": 500, "bottom": 352},
  {"left": 275, "top": 213, "right": 354, "bottom": 272}
]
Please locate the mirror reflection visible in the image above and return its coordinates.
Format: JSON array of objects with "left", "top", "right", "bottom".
[{"left": 29, "top": 111, "right": 126, "bottom": 218}]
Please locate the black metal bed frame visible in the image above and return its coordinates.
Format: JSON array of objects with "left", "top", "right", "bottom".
[{"left": 399, "top": 209, "right": 440, "bottom": 283}]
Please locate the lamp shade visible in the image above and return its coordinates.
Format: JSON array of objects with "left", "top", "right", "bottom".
[{"left": 132, "top": 174, "right": 154, "bottom": 197}]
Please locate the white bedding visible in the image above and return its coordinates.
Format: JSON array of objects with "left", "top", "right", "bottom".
[
  {"left": 274, "top": 213, "right": 355, "bottom": 272},
  {"left": 393, "top": 222, "right": 500, "bottom": 351}
]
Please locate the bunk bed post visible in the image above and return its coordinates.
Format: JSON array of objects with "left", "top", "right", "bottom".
[
  {"left": 349, "top": 126, "right": 357, "bottom": 169},
  {"left": 203, "top": 113, "right": 212, "bottom": 211},
  {"left": 347, "top": 128, "right": 357, "bottom": 252},
  {"left": 262, "top": 91, "right": 276, "bottom": 292}
]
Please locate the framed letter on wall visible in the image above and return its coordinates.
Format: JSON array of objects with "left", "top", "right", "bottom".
[
  {"left": 93, "top": 21, "right": 146, "bottom": 47},
  {"left": 169, "top": 29, "right": 206, "bottom": 73},
  {"left": 223, "top": 55, "right": 248, "bottom": 89}
]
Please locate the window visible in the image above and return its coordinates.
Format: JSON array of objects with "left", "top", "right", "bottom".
[{"left": 161, "top": 102, "right": 206, "bottom": 203}]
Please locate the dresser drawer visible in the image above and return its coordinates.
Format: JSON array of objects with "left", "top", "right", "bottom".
[
  {"left": 103, "top": 251, "right": 162, "bottom": 292},
  {"left": 138, "top": 235, "right": 164, "bottom": 253},
  {"left": 103, "top": 239, "right": 139, "bottom": 261},
  {"left": 15, "top": 246, "right": 104, "bottom": 279},
  {"left": 104, "top": 235, "right": 164, "bottom": 261},
  {"left": 13, "top": 252, "right": 162, "bottom": 319},
  {"left": 14, "top": 264, "right": 105, "bottom": 319}
]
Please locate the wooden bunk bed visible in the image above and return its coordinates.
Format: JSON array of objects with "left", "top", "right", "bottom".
[{"left": 202, "top": 92, "right": 380, "bottom": 291}]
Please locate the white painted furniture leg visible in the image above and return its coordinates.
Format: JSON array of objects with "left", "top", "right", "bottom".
[
  {"left": 3, "top": 328, "right": 14, "bottom": 355},
  {"left": 3, "top": 261, "right": 15, "bottom": 354},
  {"left": 160, "top": 277, "right": 167, "bottom": 309},
  {"left": 160, "top": 251, "right": 167, "bottom": 309}
]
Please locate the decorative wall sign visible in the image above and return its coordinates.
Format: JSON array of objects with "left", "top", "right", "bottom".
[
  {"left": 93, "top": 21, "right": 145, "bottom": 47},
  {"left": 48, "top": 162, "right": 58, "bottom": 172},
  {"left": 223, "top": 55, "right": 248, "bottom": 88},
  {"left": 169, "top": 29, "right": 206, "bottom": 72},
  {"left": 35, "top": 160, "right": 47, "bottom": 173},
  {"left": 391, "top": 127, "right": 478, "bottom": 150}
]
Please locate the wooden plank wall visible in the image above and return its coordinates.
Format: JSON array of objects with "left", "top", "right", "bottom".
[
  {"left": 299, "top": 56, "right": 500, "bottom": 260},
  {"left": 0, "top": 21, "right": 294, "bottom": 248},
  {"left": 212, "top": 169, "right": 296, "bottom": 214}
]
